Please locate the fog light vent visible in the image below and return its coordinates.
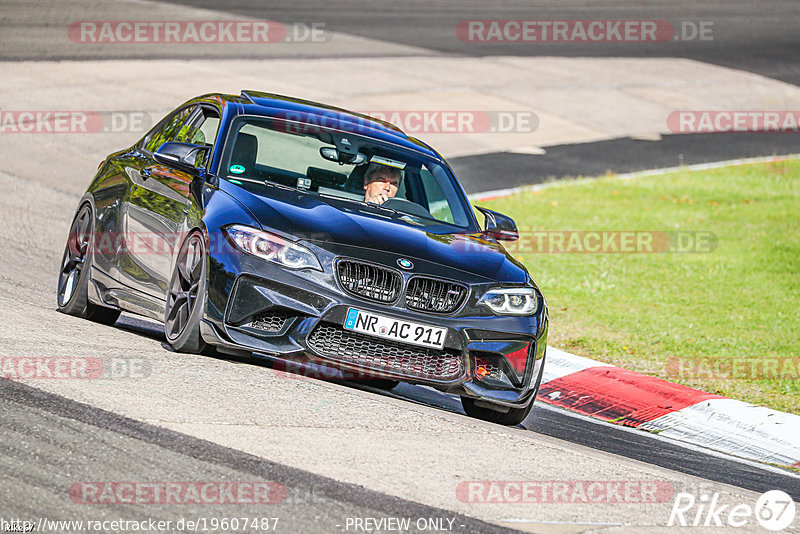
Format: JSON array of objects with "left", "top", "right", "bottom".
[{"left": 249, "top": 310, "right": 290, "bottom": 332}]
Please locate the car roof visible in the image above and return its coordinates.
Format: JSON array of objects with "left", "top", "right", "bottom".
[{"left": 204, "top": 90, "right": 443, "bottom": 160}]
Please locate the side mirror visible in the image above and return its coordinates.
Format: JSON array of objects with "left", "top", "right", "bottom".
[
  {"left": 475, "top": 206, "right": 519, "bottom": 241},
  {"left": 153, "top": 142, "right": 210, "bottom": 175}
]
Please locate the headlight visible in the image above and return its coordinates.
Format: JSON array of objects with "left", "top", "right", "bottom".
[
  {"left": 478, "top": 287, "right": 538, "bottom": 316},
  {"left": 223, "top": 225, "right": 322, "bottom": 271}
]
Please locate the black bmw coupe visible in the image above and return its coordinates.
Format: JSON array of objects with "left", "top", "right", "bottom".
[{"left": 57, "top": 91, "right": 548, "bottom": 425}]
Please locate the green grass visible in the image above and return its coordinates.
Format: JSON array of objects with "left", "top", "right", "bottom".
[{"left": 477, "top": 159, "right": 800, "bottom": 413}]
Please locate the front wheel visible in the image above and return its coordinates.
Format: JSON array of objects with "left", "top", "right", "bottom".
[
  {"left": 460, "top": 397, "right": 534, "bottom": 426},
  {"left": 57, "top": 204, "right": 120, "bottom": 325},
  {"left": 164, "top": 231, "right": 211, "bottom": 354}
]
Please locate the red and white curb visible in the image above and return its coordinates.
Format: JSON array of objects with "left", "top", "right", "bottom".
[
  {"left": 537, "top": 346, "right": 800, "bottom": 469},
  {"left": 467, "top": 156, "right": 800, "bottom": 469}
]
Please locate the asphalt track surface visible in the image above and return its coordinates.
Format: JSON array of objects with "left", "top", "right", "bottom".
[
  {"left": 82, "top": 0, "right": 800, "bottom": 87},
  {"left": 0, "top": 378, "right": 514, "bottom": 534},
  {"left": 16, "top": 314, "right": 800, "bottom": 504},
  {"left": 2, "top": 325, "right": 800, "bottom": 532},
  {"left": 452, "top": 132, "right": 800, "bottom": 194}
]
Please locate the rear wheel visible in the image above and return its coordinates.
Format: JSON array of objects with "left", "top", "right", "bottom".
[
  {"left": 461, "top": 397, "right": 534, "bottom": 426},
  {"left": 57, "top": 204, "right": 120, "bottom": 325},
  {"left": 164, "top": 231, "right": 212, "bottom": 354}
]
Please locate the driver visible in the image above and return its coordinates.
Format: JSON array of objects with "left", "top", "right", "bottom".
[{"left": 363, "top": 164, "right": 403, "bottom": 205}]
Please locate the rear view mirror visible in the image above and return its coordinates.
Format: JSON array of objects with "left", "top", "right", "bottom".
[
  {"left": 475, "top": 206, "right": 519, "bottom": 241},
  {"left": 320, "top": 146, "right": 367, "bottom": 165},
  {"left": 154, "top": 142, "right": 210, "bottom": 175}
]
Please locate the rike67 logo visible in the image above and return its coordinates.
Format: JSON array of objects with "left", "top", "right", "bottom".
[{"left": 669, "top": 490, "right": 796, "bottom": 531}]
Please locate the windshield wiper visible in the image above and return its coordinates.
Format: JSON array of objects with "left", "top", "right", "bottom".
[{"left": 263, "top": 180, "right": 299, "bottom": 193}]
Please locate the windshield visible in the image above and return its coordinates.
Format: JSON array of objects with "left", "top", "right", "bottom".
[{"left": 219, "top": 116, "right": 479, "bottom": 232}]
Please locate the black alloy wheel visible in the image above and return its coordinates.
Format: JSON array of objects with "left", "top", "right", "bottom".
[
  {"left": 57, "top": 204, "right": 120, "bottom": 325},
  {"left": 164, "top": 231, "right": 211, "bottom": 354}
]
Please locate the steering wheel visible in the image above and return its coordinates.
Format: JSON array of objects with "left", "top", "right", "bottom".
[{"left": 381, "top": 198, "right": 434, "bottom": 219}]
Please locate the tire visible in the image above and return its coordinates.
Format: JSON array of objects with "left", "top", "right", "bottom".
[
  {"left": 461, "top": 397, "right": 534, "bottom": 426},
  {"left": 57, "top": 204, "right": 121, "bottom": 325},
  {"left": 164, "top": 231, "right": 212, "bottom": 354},
  {"left": 461, "top": 352, "right": 547, "bottom": 426}
]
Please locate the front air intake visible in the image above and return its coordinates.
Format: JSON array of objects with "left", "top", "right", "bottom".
[
  {"left": 336, "top": 260, "right": 402, "bottom": 303},
  {"left": 405, "top": 277, "right": 467, "bottom": 314}
]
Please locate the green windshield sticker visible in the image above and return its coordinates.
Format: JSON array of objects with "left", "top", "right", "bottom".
[
  {"left": 229, "top": 164, "right": 245, "bottom": 174},
  {"left": 229, "top": 179, "right": 243, "bottom": 185}
]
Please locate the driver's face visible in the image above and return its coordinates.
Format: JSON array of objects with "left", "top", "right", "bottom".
[{"left": 363, "top": 172, "right": 401, "bottom": 199}]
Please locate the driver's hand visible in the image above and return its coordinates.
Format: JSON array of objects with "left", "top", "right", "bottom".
[{"left": 365, "top": 192, "right": 389, "bottom": 205}]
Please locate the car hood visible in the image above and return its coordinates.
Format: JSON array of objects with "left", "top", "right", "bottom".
[{"left": 223, "top": 183, "right": 530, "bottom": 283}]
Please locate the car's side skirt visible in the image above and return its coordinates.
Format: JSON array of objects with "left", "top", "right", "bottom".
[{"left": 90, "top": 266, "right": 166, "bottom": 322}]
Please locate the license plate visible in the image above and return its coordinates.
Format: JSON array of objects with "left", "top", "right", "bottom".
[{"left": 343, "top": 308, "right": 447, "bottom": 350}]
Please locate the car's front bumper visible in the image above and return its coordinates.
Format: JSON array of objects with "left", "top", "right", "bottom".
[{"left": 202, "top": 241, "right": 548, "bottom": 410}]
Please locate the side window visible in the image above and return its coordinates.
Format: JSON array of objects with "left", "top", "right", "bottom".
[
  {"left": 197, "top": 109, "right": 220, "bottom": 147},
  {"left": 419, "top": 167, "right": 455, "bottom": 224},
  {"left": 178, "top": 107, "right": 221, "bottom": 167},
  {"left": 176, "top": 107, "right": 220, "bottom": 146},
  {"left": 144, "top": 106, "right": 195, "bottom": 153}
]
